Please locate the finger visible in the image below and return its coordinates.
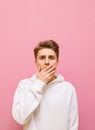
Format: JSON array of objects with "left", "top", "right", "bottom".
[
  {"left": 47, "top": 69, "right": 56, "bottom": 76},
  {"left": 43, "top": 65, "right": 53, "bottom": 71},
  {"left": 44, "top": 65, "right": 56, "bottom": 72},
  {"left": 46, "top": 65, "right": 56, "bottom": 73}
]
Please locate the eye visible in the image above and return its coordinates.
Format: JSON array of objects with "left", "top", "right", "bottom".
[
  {"left": 39, "top": 56, "right": 45, "bottom": 60},
  {"left": 49, "top": 56, "right": 55, "bottom": 60}
]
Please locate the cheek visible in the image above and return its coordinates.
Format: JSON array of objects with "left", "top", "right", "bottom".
[
  {"left": 51, "top": 60, "right": 58, "bottom": 65},
  {"left": 36, "top": 61, "right": 43, "bottom": 69}
]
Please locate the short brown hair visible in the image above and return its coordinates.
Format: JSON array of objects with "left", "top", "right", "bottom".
[{"left": 34, "top": 40, "right": 59, "bottom": 59}]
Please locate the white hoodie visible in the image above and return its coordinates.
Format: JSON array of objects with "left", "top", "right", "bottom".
[{"left": 12, "top": 74, "right": 79, "bottom": 130}]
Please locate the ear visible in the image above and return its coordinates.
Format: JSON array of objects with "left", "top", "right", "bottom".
[
  {"left": 34, "top": 59, "right": 39, "bottom": 67},
  {"left": 56, "top": 58, "right": 59, "bottom": 63},
  {"left": 34, "top": 59, "right": 37, "bottom": 65}
]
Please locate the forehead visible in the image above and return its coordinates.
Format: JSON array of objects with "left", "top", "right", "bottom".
[{"left": 37, "top": 48, "right": 56, "bottom": 56}]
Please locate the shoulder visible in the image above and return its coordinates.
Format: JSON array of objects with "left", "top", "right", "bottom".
[
  {"left": 17, "top": 76, "right": 34, "bottom": 89},
  {"left": 63, "top": 81, "right": 74, "bottom": 88},
  {"left": 56, "top": 74, "right": 76, "bottom": 92},
  {"left": 17, "top": 73, "right": 45, "bottom": 87},
  {"left": 60, "top": 80, "right": 76, "bottom": 94},
  {"left": 18, "top": 73, "right": 36, "bottom": 85},
  {"left": 18, "top": 78, "right": 30, "bottom": 85}
]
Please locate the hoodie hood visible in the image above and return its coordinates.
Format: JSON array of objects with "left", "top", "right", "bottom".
[
  {"left": 30, "top": 73, "right": 64, "bottom": 85},
  {"left": 48, "top": 74, "right": 64, "bottom": 84}
]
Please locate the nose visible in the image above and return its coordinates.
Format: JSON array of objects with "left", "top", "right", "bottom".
[{"left": 45, "top": 58, "right": 49, "bottom": 65}]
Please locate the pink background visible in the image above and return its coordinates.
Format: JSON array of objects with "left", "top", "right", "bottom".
[{"left": 0, "top": 0, "right": 95, "bottom": 130}]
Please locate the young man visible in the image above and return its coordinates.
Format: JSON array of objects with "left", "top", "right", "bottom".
[{"left": 12, "top": 40, "right": 79, "bottom": 130}]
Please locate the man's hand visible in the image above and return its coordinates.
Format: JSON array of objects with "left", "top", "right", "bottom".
[{"left": 36, "top": 65, "right": 56, "bottom": 83}]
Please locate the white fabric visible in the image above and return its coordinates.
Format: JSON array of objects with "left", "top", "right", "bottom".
[{"left": 12, "top": 74, "right": 79, "bottom": 130}]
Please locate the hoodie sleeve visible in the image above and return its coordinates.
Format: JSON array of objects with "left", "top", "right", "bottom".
[
  {"left": 68, "top": 87, "right": 79, "bottom": 130},
  {"left": 12, "top": 78, "right": 46, "bottom": 125}
]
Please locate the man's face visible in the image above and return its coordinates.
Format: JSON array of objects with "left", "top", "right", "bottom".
[{"left": 35, "top": 48, "right": 58, "bottom": 71}]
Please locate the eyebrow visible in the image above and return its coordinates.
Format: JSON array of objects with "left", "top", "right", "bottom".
[{"left": 39, "top": 55, "right": 55, "bottom": 57}]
